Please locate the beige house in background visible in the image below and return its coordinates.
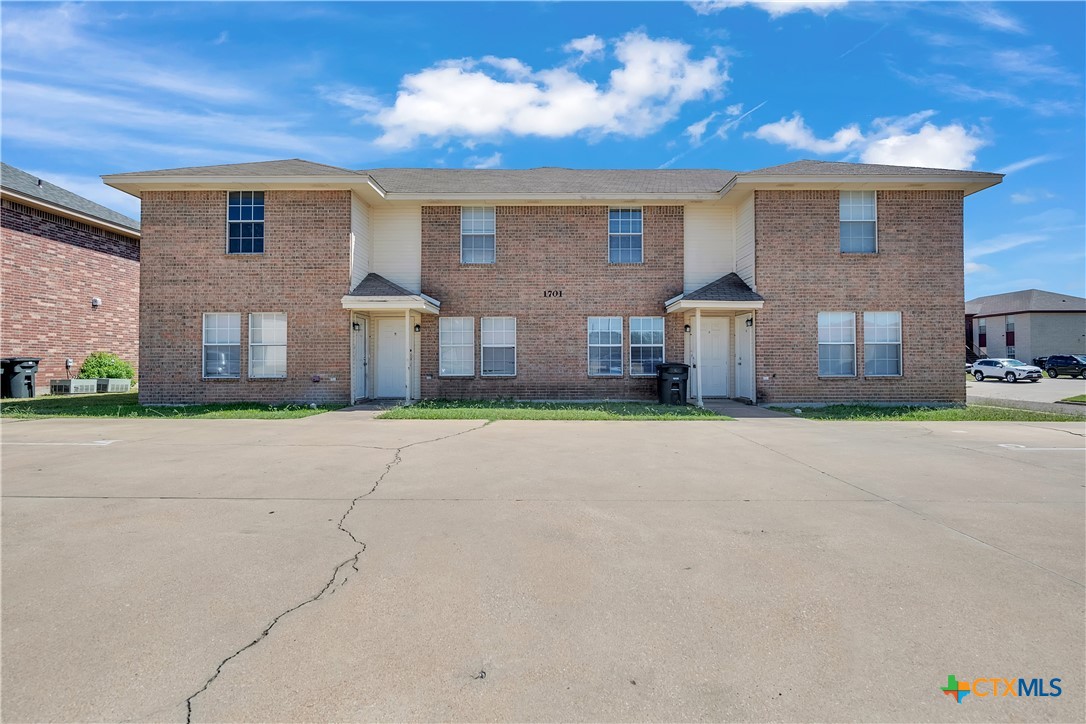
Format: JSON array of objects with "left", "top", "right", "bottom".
[{"left": 966, "top": 289, "right": 1086, "bottom": 363}]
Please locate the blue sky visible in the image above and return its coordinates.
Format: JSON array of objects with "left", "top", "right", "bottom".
[{"left": 2, "top": 1, "right": 1083, "bottom": 299}]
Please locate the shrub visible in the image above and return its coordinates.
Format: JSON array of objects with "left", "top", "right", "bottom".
[{"left": 78, "top": 352, "right": 136, "bottom": 380}]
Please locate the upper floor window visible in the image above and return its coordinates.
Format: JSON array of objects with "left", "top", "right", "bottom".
[
  {"left": 461, "top": 207, "right": 495, "bottom": 264},
  {"left": 1005, "top": 315, "right": 1015, "bottom": 347},
  {"left": 818, "top": 311, "right": 856, "bottom": 377},
  {"left": 840, "top": 191, "right": 876, "bottom": 253},
  {"left": 978, "top": 318, "right": 987, "bottom": 347},
  {"left": 608, "top": 208, "right": 643, "bottom": 264},
  {"left": 228, "top": 191, "right": 264, "bottom": 254},
  {"left": 630, "top": 317, "right": 664, "bottom": 376}
]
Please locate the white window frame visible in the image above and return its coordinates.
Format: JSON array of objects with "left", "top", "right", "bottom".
[
  {"left": 817, "top": 312, "right": 856, "bottom": 377},
  {"left": 461, "top": 206, "right": 496, "bottom": 264},
  {"left": 202, "top": 312, "right": 241, "bottom": 379},
  {"left": 629, "top": 316, "right": 665, "bottom": 377},
  {"left": 863, "top": 311, "right": 902, "bottom": 377},
  {"left": 248, "top": 312, "right": 287, "bottom": 379},
  {"left": 608, "top": 207, "right": 643, "bottom": 264},
  {"left": 227, "top": 191, "right": 265, "bottom": 255},
  {"left": 840, "top": 191, "right": 877, "bottom": 254},
  {"left": 481, "top": 316, "right": 516, "bottom": 377},
  {"left": 588, "top": 316, "right": 624, "bottom": 377},
  {"left": 439, "top": 316, "right": 474, "bottom": 377}
]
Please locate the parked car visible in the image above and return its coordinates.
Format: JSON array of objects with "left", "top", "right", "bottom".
[
  {"left": 1043, "top": 354, "right": 1086, "bottom": 378},
  {"left": 971, "top": 358, "right": 1043, "bottom": 383},
  {"left": 1032, "top": 356, "right": 1048, "bottom": 369}
]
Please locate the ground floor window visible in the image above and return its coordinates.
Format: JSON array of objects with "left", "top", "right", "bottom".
[
  {"left": 818, "top": 312, "right": 856, "bottom": 377},
  {"left": 249, "top": 313, "right": 287, "bottom": 378},
  {"left": 863, "top": 311, "right": 901, "bottom": 376},
  {"left": 481, "top": 317, "right": 516, "bottom": 376},
  {"left": 630, "top": 316, "right": 664, "bottom": 376},
  {"left": 439, "top": 317, "right": 474, "bottom": 376},
  {"left": 588, "top": 316, "right": 623, "bottom": 376},
  {"left": 203, "top": 313, "right": 241, "bottom": 378}
]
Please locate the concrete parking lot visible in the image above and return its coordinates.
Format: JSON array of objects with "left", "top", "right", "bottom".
[
  {"left": 968, "top": 375, "right": 1086, "bottom": 416},
  {"left": 2, "top": 412, "right": 1084, "bottom": 722}
]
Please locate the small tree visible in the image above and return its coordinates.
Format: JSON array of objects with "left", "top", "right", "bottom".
[{"left": 78, "top": 352, "right": 136, "bottom": 380}]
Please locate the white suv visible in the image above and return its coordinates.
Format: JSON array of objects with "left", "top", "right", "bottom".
[{"left": 971, "top": 358, "right": 1043, "bottom": 383}]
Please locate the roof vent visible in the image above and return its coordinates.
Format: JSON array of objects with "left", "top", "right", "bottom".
[{"left": 36, "top": 179, "right": 43, "bottom": 187}]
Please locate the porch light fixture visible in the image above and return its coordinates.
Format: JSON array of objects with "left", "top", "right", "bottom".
[
  {"left": 684, "top": 324, "right": 691, "bottom": 333},
  {"left": 414, "top": 324, "right": 421, "bottom": 333},
  {"left": 746, "top": 317, "right": 753, "bottom": 328},
  {"left": 352, "top": 321, "right": 360, "bottom": 331}
]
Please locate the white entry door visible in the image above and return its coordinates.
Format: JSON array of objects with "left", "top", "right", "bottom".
[
  {"left": 351, "top": 316, "right": 367, "bottom": 401},
  {"left": 735, "top": 314, "right": 754, "bottom": 401},
  {"left": 376, "top": 318, "right": 406, "bottom": 398},
  {"left": 701, "top": 317, "right": 729, "bottom": 397}
]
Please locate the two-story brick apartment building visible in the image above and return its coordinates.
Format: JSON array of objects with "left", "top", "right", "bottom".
[{"left": 103, "top": 159, "right": 1000, "bottom": 406}]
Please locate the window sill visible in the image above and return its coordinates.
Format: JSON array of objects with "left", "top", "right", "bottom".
[
  {"left": 481, "top": 375, "right": 517, "bottom": 379},
  {"left": 438, "top": 375, "right": 475, "bottom": 379},
  {"left": 202, "top": 376, "right": 241, "bottom": 381},
  {"left": 588, "top": 374, "right": 625, "bottom": 378},
  {"left": 250, "top": 376, "right": 288, "bottom": 380},
  {"left": 608, "top": 262, "right": 645, "bottom": 266},
  {"left": 226, "top": 252, "right": 265, "bottom": 257},
  {"left": 817, "top": 376, "right": 857, "bottom": 380},
  {"left": 839, "top": 252, "right": 878, "bottom": 256},
  {"left": 459, "top": 262, "right": 495, "bottom": 267},
  {"left": 863, "top": 375, "right": 903, "bottom": 379}
]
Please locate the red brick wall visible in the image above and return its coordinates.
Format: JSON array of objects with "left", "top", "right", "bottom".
[
  {"left": 753, "top": 190, "right": 965, "bottom": 403},
  {"left": 420, "top": 205, "right": 684, "bottom": 400},
  {"left": 1, "top": 201, "right": 139, "bottom": 386},
  {"left": 138, "top": 190, "right": 351, "bottom": 404}
]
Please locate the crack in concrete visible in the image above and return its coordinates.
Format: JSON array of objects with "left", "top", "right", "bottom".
[{"left": 183, "top": 421, "right": 490, "bottom": 722}]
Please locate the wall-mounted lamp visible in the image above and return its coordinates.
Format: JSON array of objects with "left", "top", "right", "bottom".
[
  {"left": 91, "top": 297, "right": 102, "bottom": 309},
  {"left": 352, "top": 321, "right": 361, "bottom": 331},
  {"left": 414, "top": 324, "right": 421, "bottom": 333},
  {"left": 684, "top": 324, "right": 691, "bottom": 333},
  {"left": 745, "top": 317, "right": 753, "bottom": 328}
]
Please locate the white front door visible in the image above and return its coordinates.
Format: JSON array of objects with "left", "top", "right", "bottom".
[
  {"left": 701, "top": 316, "right": 729, "bottom": 397},
  {"left": 376, "top": 318, "right": 406, "bottom": 398},
  {"left": 351, "top": 316, "right": 367, "bottom": 402},
  {"left": 735, "top": 314, "right": 753, "bottom": 401}
]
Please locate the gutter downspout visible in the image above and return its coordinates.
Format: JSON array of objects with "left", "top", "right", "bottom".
[{"left": 404, "top": 310, "right": 411, "bottom": 407}]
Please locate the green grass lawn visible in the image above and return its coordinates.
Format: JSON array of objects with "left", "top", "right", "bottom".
[
  {"left": 770, "top": 404, "right": 1084, "bottom": 422},
  {"left": 1060, "top": 394, "right": 1086, "bottom": 403},
  {"left": 378, "top": 399, "right": 729, "bottom": 421},
  {"left": 0, "top": 392, "right": 343, "bottom": 419}
]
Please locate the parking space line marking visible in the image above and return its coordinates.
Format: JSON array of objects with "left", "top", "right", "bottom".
[
  {"left": 997, "top": 444, "right": 1085, "bottom": 451},
  {"left": 2, "top": 440, "right": 119, "bottom": 446}
]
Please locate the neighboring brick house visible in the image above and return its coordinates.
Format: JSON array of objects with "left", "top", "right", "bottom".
[
  {"left": 104, "top": 159, "right": 1000, "bottom": 406},
  {"left": 966, "top": 289, "right": 1086, "bottom": 363},
  {"left": 1, "top": 163, "right": 141, "bottom": 384}
]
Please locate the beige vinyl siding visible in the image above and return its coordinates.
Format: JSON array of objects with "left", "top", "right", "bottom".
[
  {"left": 683, "top": 204, "right": 735, "bottom": 293},
  {"left": 349, "top": 193, "right": 372, "bottom": 288},
  {"left": 735, "top": 194, "right": 755, "bottom": 288},
  {"left": 372, "top": 203, "right": 422, "bottom": 292}
]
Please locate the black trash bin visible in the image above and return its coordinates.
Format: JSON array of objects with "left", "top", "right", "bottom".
[
  {"left": 656, "top": 362, "right": 690, "bottom": 405},
  {"left": 2, "top": 357, "right": 42, "bottom": 398}
]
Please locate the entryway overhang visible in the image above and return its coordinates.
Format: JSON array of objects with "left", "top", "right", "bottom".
[{"left": 340, "top": 273, "right": 441, "bottom": 314}]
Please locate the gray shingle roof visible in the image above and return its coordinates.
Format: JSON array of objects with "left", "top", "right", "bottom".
[
  {"left": 682, "top": 273, "right": 764, "bottom": 302},
  {"left": 107, "top": 158, "right": 360, "bottom": 178},
  {"left": 966, "top": 289, "right": 1086, "bottom": 316},
  {"left": 361, "top": 168, "right": 737, "bottom": 194},
  {"left": 745, "top": 159, "right": 1001, "bottom": 178},
  {"left": 1, "top": 162, "right": 140, "bottom": 232},
  {"left": 346, "top": 273, "right": 419, "bottom": 298}
]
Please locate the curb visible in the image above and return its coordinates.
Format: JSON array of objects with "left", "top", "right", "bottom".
[{"left": 968, "top": 397, "right": 1086, "bottom": 417}]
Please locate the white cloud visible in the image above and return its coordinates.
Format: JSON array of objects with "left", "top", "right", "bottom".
[
  {"left": 725, "top": 103, "right": 743, "bottom": 116},
  {"left": 350, "top": 32, "right": 728, "bottom": 149},
  {"left": 318, "top": 86, "right": 383, "bottom": 115},
  {"left": 564, "top": 35, "right": 605, "bottom": 63},
  {"left": 957, "top": 3, "right": 1027, "bottom": 34},
  {"left": 213, "top": 30, "right": 229, "bottom": 45},
  {"left": 965, "top": 233, "right": 1047, "bottom": 260},
  {"left": 751, "top": 110, "right": 988, "bottom": 169},
  {"left": 465, "top": 152, "right": 502, "bottom": 169},
  {"left": 997, "top": 154, "right": 1059, "bottom": 175},
  {"left": 1009, "top": 189, "right": 1056, "bottom": 205},
  {"left": 991, "top": 46, "right": 1080, "bottom": 86},
  {"left": 688, "top": 1, "right": 848, "bottom": 18},
  {"left": 684, "top": 112, "right": 719, "bottom": 144},
  {"left": 964, "top": 262, "right": 993, "bottom": 275}
]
